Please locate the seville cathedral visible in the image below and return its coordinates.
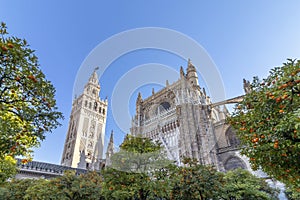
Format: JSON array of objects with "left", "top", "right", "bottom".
[
  {"left": 130, "top": 59, "right": 247, "bottom": 171},
  {"left": 16, "top": 60, "right": 250, "bottom": 178}
]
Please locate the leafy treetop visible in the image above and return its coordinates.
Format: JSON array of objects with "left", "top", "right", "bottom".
[{"left": 228, "top": 59, "right": 300, "bottom": 190}]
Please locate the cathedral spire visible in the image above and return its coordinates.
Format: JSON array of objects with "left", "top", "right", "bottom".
[
  {"left": 188, "top": 58, "right": 192, "bottom": 67},
  {"left": 187, "top": 58, "right": 196, "bottom": 70},
  {"left": 105, "top": 130, "right": 114, "bottom": 166},
  {"left": 136, "top": 92, "right": 143, "bottom": 125},
  {"left": 109, "top": 130, "right": 114, "bottom": 145},
  {"left": 186, "top": 59, "right": 199, "bottom": 87},
  {"left": 180, "top": 66, "right": 185, "bottom": 78},
  {"left": 136, "top": 92, "right": 143, "bottom": 105}
]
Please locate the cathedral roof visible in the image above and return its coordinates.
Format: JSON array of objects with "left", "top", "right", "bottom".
[{"left": 17, "top": 158, "right": 87, "bottom": 177}]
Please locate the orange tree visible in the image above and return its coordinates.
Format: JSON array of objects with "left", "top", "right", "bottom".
[
  {"left": 227, "top": 59, "right": 300, "bottom": 190},
  {"left": 170, "top": 158, "right": 224, "bottom": 200},
  {"left": 0, "top": 22, "right": 63, "bottom": 180},
  {"left": 24, "top": 171, "right": 103, "bottom": 200},
  {"left": 0, "top": 179, "right": 34, "bottom": 200},
  {"left": 221, "top": 168, "right": 279, "bottom": 200},
  {"left": 102, "top": 135, "right": 173, "bottom": 200},
  {"left": 0, "top": 171, "right": 103, "bottom": 200}
]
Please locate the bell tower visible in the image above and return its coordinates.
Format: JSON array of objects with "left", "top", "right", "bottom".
[{"left": 61, "top": 68, "right": 108, "bottom": 170}]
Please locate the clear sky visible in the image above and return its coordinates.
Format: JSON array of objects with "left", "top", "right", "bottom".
[{"left": 1, "top": 1, "right": 300, "bottom": 164}]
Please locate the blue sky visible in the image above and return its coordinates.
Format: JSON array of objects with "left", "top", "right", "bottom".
[{"left": 1, "top": 1, "right": 300, "bottom": 164}]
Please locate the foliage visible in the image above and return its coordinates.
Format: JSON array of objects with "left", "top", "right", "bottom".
[
  {"left": 170, "top": 157, "right": 224, "bottom": 200},
  {"left": 24, "top": 179, "right": 63, "bottom": 200},
  {"left": 0, "top": 171, "right": 103, "bottom": 200},
  {"left": 26, "top": 171, "right": 103, "bottom": 200},
  {"left": 222, "top": 168, "right": 279, "bottom": 200},
  {"left": 285, "top": 185, "right": 300, "bottom": 200},
  {"left": 110, "top": 134, "right": 171, "bottom": 173},
  {"left": 102, "top": 134, "right": 173, "bottom": 200},
  {"left": 0, "top": 178, "right": 35, "bottom": 200},
  {"left": 0, "top": 155, "right": 17, "bottom": 182},
  {"left": 120, "top": 134, "right": 161, "bottom": 153},
  {"left": 0, "top": 22, "right": 63, "bottom": 180},
  {"left": 228, "top": 59, "right": 300, "bottom": 189},
  {"left": 74, "top": 171, "right": 104, "bottom": 199},
  {"left": 0, "top": 163, "right": 280, "bottom": 200}
]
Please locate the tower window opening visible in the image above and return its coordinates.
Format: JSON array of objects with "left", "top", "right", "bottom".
[
  {"left": 89, "top": 102, "right": 92, "bottom": 109},
  {"left": 103, "top": 108, "right": 105, "bottom": 115},
  {"left": 85, "top": 100, "right": 87, "bottom": 107},
  {"left": 94, "top": 102, "right": 98, "bottom": 110}
]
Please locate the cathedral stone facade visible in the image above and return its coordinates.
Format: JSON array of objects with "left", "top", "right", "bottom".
[
  {"left": 130, "top": 60, "right": 247, "bottom": 171},
  {"left": 61, "top": 70, "right": 107, "bottom": 170}
]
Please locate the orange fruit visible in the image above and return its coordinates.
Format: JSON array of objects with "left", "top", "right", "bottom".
[
  {"left": 7, "top": 43, "right": 13, "bottom": 48},
  {"left": 282, "top": 94, "right": 288, "bottom": 99},
  {"left": 252, "top": 138, "right": 259, "bottom": 143},
  {"left": 1, "top": 46, "right": 8, "bottom": 51},
  {"left": 282, "top": 83, "right": 288, "bottom": 88},
  {"left": 276, "top": 97, "right": 281, "bottom": 103}
]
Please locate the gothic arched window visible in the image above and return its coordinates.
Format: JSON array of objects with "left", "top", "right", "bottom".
[
  {"left": 156, "top": 102, "right": 171, "bottom": 114},
  {"left": 94, "top": 102, "right": 98, "bottom": 110}
]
